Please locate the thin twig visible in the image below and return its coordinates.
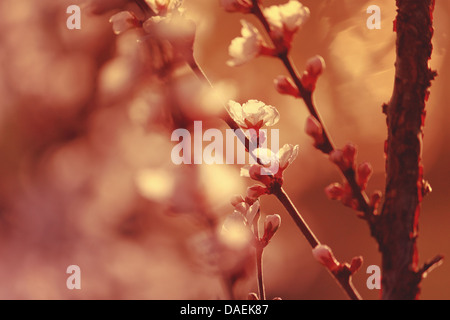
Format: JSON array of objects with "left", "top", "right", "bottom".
[
  {"left": 251, "top": 0, "right": 373, "bottom": 218},
  {"left": 188, "top": 57, "right": 362, "bottom": 300}
]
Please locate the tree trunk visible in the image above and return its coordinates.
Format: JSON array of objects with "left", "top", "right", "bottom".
[{"left": 372, "top": 0, "right": 436, "bottom": 300}]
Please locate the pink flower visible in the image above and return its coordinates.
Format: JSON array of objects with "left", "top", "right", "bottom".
[{"left": 227, "top": 20, "right": 264, "bottom": 67}]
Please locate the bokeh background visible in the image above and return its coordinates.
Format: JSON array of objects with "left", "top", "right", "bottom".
[{"left": 0, "top": 0, "right": 448, "bottom": 299}]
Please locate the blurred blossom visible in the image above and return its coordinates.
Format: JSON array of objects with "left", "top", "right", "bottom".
[
  {"left": 135, "top": 168, "right": 175, "bottom": 202},
  {"left": 227, "top": 20, "right": 264, "bottom": 67},
  {"left": 220, "top": 0, "right": 253, "bottom": 14}
]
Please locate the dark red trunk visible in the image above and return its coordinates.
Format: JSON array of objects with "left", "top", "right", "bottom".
[{"left": 373, "top": 0, "right": 436, "bottom": 300}]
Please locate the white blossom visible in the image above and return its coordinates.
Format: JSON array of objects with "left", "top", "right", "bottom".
[
  {"left": 227, "top": 20, "right": 263, "bottom": 67},
  {"left": 109, "top": 11, "right": 139, "bottom": 35},
  {"left": 227, "top": 99, "right": 279, "bottom": 130},
  {"left": 264, "top": 0, "right": 310, "bottom": 34}
]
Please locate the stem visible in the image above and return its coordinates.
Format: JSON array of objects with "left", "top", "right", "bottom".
[
  {"left": 256, "top": 246, "right": 266, "bottom": 300},
  {"left": 274, "top": 187, "right": 361, "bottom": 300},
  {"left": 273, "top": 187, "right": 319, "bottom": 248}
]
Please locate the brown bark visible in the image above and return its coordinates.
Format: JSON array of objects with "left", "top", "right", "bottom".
[{"left": 371, "top": 0, "right": 436, "bottom": 300}]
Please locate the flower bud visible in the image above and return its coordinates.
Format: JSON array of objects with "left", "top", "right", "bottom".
[
  {"left": 324, "top": 183, "right": 344, "bottom": 200},
  {"left": 262, "top": 214, "right": 281, "bottom": 242},
  {"left": 248, "top": 292, "right": 259, "bottom": 300},
  {"left": 312, "top": 244, "right": 339, "bottom": 271},
  {"left": 230, "top": 194, "right": 245, "bottom": 207},
  {"left": 342, "top": 143, "right": 357, "bottom": 169},
  {"left": 305, "top": 116, "right": 324, "bottom": 147},
  {"left": 249, "top": 164, "right": 273, "bottom": 186},
  {"left": 220, "top": 0, "right": 253, "bottom": 13},
  {"left": 357, "top": 162, "right": 373, "bottom": 190},
  {"left": 370, "top": 191, "right": 382, "bottom": 210},
  {"left": 247, "top": 185, "right": 269, "bottom": 201},
  {"left": 301, "top": 55, "right": 325, "bottom": 91},
  {"left": 349, "top": 256, "right": 363, "bottom": 274},
  {"left": 274, "top": 76, "right": 299, "bottom": 97},
  {"left": 306, "top": 55, "right": 326, "bottom": 77}
]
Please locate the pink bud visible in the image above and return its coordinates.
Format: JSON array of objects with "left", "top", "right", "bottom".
[
  {"left": 248, "top": 292, "right": 259, "bottom": 300},
  {"left": 306, "top": 55, "right": 325, "bottom": 76},
  {"left": 342, "top": 143, "right": 357, "bottom": 169},
  {"left": 305, "top": 116, "right": 324, "bottom": 147},
  {"left": 312, "top": 244, "right": 339, "bottom": 271},
  {"left": 349, "top": 256, "right": 363, "bottom": 274},
  {"left": 324, "top": 183, "right": 344, "bottom": 200},
  {"left": 329, "top": 149, "right": 345, "bottom": 170},
  {"left": 247, "top": 185, "right": 269, "bottom": 201},
  {"left": 274, "top": 76, "right": 300, "bottom": 97},
  {"left": 273, "top": 297, "right": 282, "bottom": 300},
  {"left": 220, "top": 0, "right": 253, "bottom": 13},
  {"left": 233, "top": 202, "right": 249, "bottom": 215},
  {"left": 370, "top": 191, "right": 382, "bottom": 210},
  {"left": 230, "top": 194, "right": 245, "bottom": 207},
  {"left": 249, "top": 164, "right": 273, "bottom": 186},
  {"left": 262, "top": 214, "right": 281, "bottom": 243},
  {"left": 357, "top": 162, "right": 373, "bottom": 190},
  {"left": 301, "top": 55, "right": 325, "bottom": 91}
]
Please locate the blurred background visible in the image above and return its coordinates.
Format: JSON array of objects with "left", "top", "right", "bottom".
[{"left": 0, "top": 0, "right": 448, "bottom": 299}]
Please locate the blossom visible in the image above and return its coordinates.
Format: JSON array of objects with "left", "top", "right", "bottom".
[
  {"left": 241, "top": 144, "right": 299, "bottom": 189},
  {"left": 146, "top": 0, "right": 182, "bottom": 15},
  {"left": 227, "top": 20, "right": 264, "bottom": 67},
  {"left": 264, "top": 0, "right": 310, "bottom": 42},
  {"left": 220, "top": 0, "right": 253, "bottom": 13},
  {"left": 109, "top": 11, "right": 140, "bottom": 35},
  {"left": 226, "top": 99, "right": 279, "bottom": 130}
]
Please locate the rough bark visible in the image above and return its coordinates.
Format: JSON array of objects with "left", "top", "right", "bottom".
[{"left": 372, "top": 0, "right": 436, "bottom": 300}]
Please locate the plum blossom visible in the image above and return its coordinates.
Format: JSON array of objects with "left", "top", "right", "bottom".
[
  {"left": 220, "top": 0, "right": 253, "bottom": 13},
  {"left": 227, "top": 20, "right": 265, "bottom": 67},
  {"left": 264, "top": 0, "right": 310, "bottom": 46},
  {"left": 241, "top": 144, "right": 299, "bottom": 189},
  {"left": 146, "top": 0, "right": 182, "bottom": 15},
  {"left": 226, "top": 99, "right": 279, "bottom": 130}
]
